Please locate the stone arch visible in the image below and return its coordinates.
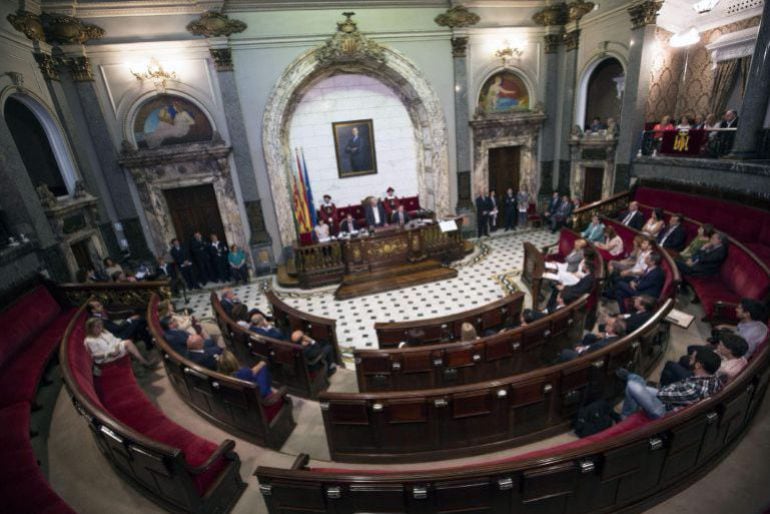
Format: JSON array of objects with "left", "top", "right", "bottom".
[
  {"left": 262, "top": 46, "right": 450, "bottom": 247},
  {"left": 576, "top": 53, "right": 628, "bottom": 129}
]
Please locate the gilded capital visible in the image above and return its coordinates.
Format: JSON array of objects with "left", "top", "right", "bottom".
[
  {"left": 69, "top": 56, "right": 93, "bottom": 82},
  {"left": 434, "top": 5, "right": 480, "bottom": 28},
  {"left": 34, "top": 52, "right": 59, "bottom": 81},
  {"left": 564, "top": 29, "right": 580, "bottom": 51},
  {"left": 210, "top": 48, "right": 233, "bottom": 71},
  {"left": 315, "top": 13, "right": 386, "bottom": 66},
  {"left": 532, "top": 4, "right": 567, "bottom": 27},
  {"left": 627, "top": 1, "right": 662, "bottom": 30},
  {"left": 567, "top": 0, "right": 595, "bottom": 22},
  {"left": 187, "top": 11, "right": 247, "bottom": 38},
  {"left": 451, "top": 36, "right": 468, "bottom": 58},
  {"left": 544, "top": 33, "right": 562, "bottom": 54},
  {"left": 7, "top": 10, "right": 45, "bottom": 41},
  {"left": 41, "top": 13, "right": 105, "bottom": 45}
]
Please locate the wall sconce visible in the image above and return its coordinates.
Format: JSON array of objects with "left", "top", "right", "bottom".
[
  {"left": 495, "top": 41, "right": 523, "bottom": 66},
  {"left": 130, "top": 58, "right": 177, "bottom": 93}
]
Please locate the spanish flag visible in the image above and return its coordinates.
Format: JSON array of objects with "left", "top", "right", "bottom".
[{"left": 293, "top": 149, "right": 313, "bottom": 234}]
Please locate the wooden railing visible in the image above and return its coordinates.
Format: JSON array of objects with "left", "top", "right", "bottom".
[
  {"left": 571, "top": 191, "right": 631, "bottom": 231},
  {"left": 50, "top": 278, "right": 171, "bottom": 311}
]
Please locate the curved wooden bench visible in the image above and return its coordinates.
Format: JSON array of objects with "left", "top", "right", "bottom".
[
  {"left": 373, "top": 293, "right": 525, "bottom": 348},
  {"left": 355, "top": 294, "right": 587, "bottom": 392},
  {"left": 317, "top": 298, "right": 672, "bottom": 463},
  {"left": 211, "top": 293, "right": 330, "bottom": 399},
  {"left": 60, "top": 302, "right": 246, "bottom": 513},
  {"left": 265, "top": 289, "right": 344, "bottom": 365},
  {"left": 256, "top": 333, "right": 768, "bottom": 513},
  {"left": 0, "top": 282, "right": 78, "bottom": 513},
  {"left": 146, "top": 294, "right": 296, "bottom": 449}
]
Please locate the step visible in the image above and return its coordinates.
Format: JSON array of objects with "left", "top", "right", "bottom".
[{"left": 335, "top": 264, "right": 458, "bottom": 300}]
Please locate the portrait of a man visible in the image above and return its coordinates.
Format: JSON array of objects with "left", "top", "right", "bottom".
[{"left": 332, "top": 119, "right": 377, "bottom": 177}]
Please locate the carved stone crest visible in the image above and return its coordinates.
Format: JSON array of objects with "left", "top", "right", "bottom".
[
  {"left": 41, "top": 14, "right": 105, "bottom": 45},
  {"left": 532, "top": 4, "right": 567, "bottom": 27},
  {"left": 69, "top": 56, "right": 93, "bottom": 82},
  {"left": 628, "top": 1, "right": 662, "bottom": 30},
  {"left": 434, "top": 5, "right": 480, "bottom": 28},
  {"left": 564, "top": 29, "right": 581, "bottom": 51},
  {"left": 187, "top": 11, "right": 247, "bottom": 38},
  {"left": 34, "top": 52, "right": 59, "bottom": 81},
  {"left": 315, "top": 13, "right": 386, "bottom": 66},
  {"left": 7, "top": 10, "right": 45, "bottom": 41},
  {"left": 568, "top": 0, "right": 595, "bottom": 22},
  {"left": 4, "top": 72, "right": 24, "bottom": 87},
  {"left": 72, "top": 179, "right": 88, "bottom": 198}
]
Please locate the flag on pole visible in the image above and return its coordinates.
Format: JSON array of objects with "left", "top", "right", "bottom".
[
  {"left": 300, "top": 148, "right": 318, "bottom": 227},
  {"left": 293, "top": 148, "right": 313, "bottom": 233}
]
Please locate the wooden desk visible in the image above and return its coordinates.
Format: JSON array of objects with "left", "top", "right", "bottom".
[{"left": 521, "top": 241, "right": 545, "bottom": 303}]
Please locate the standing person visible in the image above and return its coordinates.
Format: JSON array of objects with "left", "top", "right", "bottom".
[
  {"left": 488, "top": 189, "right": 499, "bottom": 232},
  {"left": 209, "top": 234, "right": 229, "bottom": 282},
  {"left": 318, "top": 194, "right": 337, "bottom": 235},
  {"left": 516, "top": 189, "right": 529, "bottom": 229},
  {"left": 502, "top": 188, "right": 517, "bottom": 231},
  {"left": 543, "top": 191, "right": 560, "bottom": 227},
  {"left": 475, "top": 190, "right": 491, "bottom": 238},
  {"left": 364, "top": 196, "right": 388, "bottom": 228},
  {"left": 345, "top": 126, "right": 370, "bottom": 172},
  {"left": 228, "top": 244, "right": 248, "bottom": 284},
  {"left": 383, "top": 187, "right": 400, "bottom": 217},
  {"left": 190, "top": 231, "right": 212, "bottom": 285},
  {"left": 170, "top": 238, "right": 198, "bottom": 289},
  {"left": 550, "top": 195, "right": 573, "bottom": 233}
]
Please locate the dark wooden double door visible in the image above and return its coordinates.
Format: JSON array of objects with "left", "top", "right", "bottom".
[
  {"left": 488, "top": 146, "right": 520, "bottom": 195},
  {"left": 164, "top": 185, "right": 227, "bottom": 244}
]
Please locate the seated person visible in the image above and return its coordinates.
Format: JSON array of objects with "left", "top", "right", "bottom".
[
  {"left": 657, "top": 213, "right": 687, "bottom": 252},
  {"left": 520, "top": 308, "right": 546, "bottom": 327},
  {"left": 185, "top": 332, "right": 223, "bottom": 370},
  {"left": 676, "top": 232, "right": 728, "bottom": 277},
  {"left": 617, "top": 346, "right": 722, "bottom": 419},
  {"left": 618, "top": 201, "right": 645, "bottom": 230},
  {"left": 391, "top": 204, "right": 411, "bottom": 226},
  {"left": 581, "top": 215, "right": 606, "bottom": 243},
  {"left": 606, "top": 237, "right": 652, "bottom": 293},
  {"left": 313, "top": 219, "right": 331, "bottom": 242},
  {"left": 290, "top": 329, "right": 337, "bottom": 376},
  {"left": 679, "top": 223, "right": 714, "bottom": 260},
  {"left": 160, "top": 317, "right": 218, "bottom": 355},
  {"left": 103, "top": 257, "right": 125, "bottom": 281},
  {"left": 157, "top": 299, "right": 222, "bottom": 346},
  {"left": 614, "top": 252, "right": 665, "bottom": 311},
  {"left": 364, "top": 196, "right": 388, "bottom": 228},
  {"left": 550, "top": 195, "right": 573, "bottom": 233},
  {"left": 543, "top": 239, "right": 587, "bottom": 285},
  {"left": 712, "top": 298, "right": 768, "bottom": 359},
  {"left": 84, "top": 317, "right": 155, "bottom": 367},
  {"left": 460, "top": 322, "right": 478, "bottom": 342},
  {"left": 339, "top": 213, "right": 358, "bottom": 234},
  {"left": 595, "top": 226, "right": 624, "bottom": 257},
  {"left": 557, "top": 318, "right": 627, "bottom": 362},
  {"left": 641, "top": 208, "right": 665, "bottom": 238},
  {"left": 228, "top": 244, "right": 249, "bottom": 285},
  {"left": 601, "top": 295, "right": 656, "bottom": 334},
  {"left": 86, "top": 299, "right": 152, "bottom": 349},
  {"left": 217, "top": 350, "right": 273, "bottom": 398},
  {"left": 660, "top": 332, "right": 748, "bottom": 386},
  {"left": 231, "top": 303, "right": 250, "bottom": 327},
  {"left": 249, "top": 313, "right": 285, "bottom": 340},
  {"left": 219, "top": 288, "right": 242, "bottom": 317},
  {"left": 548, "top": 260, "right": 595, "bottom": 311}
]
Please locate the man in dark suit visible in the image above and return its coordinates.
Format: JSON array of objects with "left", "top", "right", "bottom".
[
  {"left": 249, "top": 313, "right": 285, "bottom": 340},
  {"left": 185, "top": 334, "right": 223, "bottom": 370},
  {"left": 550, "top": 194, "right": 573, "bottom": 233},
  {"left": 475, "top": 190, "right": 492, "bottom": 237},
  {"left": 364, "top": 197, "right": 388, "bottom": 228},
  {"left": 548, "top": 260, "right": 595, "bottom": 311},
  {"left": 614, "top": 253, "right": 665, "bottom": 312},
  {"left": 339, "top": 213, "right": 358, "bottom": 233},
  {"left": 676, "top": 232, "right": 728, "bottom": 277},
  {"left": 160, "top": 317, "right": 218, "bottom": 355},
  {"left": 208, "top": 234, "right": 229, "bottom": 282},
  {"left": 291, "top": 329, "right": 337, "bottom": 376},
  {"left": 619, "top": 201, "right": 645, "bottom": 231},
  {"left": 345, "top": 126, "right": 371, "bottom": 172},
  {"left": 219, "top": 288, "right": 241, "bottom": 318},
  {"left": 543, "top": 191, "right": 560, "bottom": 226},
  {"left": 391, "top": 204, "right": 411, "bottom": 226},
  {"left": 502, "top": 188, "right": 517, "bottom": 231},
  {"left": 657, "top": 213, "right": 687, "bottom": 252},
  {"left": 170, "top": 238, "right": 198, "bottom": 289},
  {"left": 557, "top": 317, "right": 627, "bottom": 362},
  {"left": 190, "top": 231, "right": 212, "bottom": 285}
]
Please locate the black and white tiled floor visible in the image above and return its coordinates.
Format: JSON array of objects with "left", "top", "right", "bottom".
[{"left": 183, "top": 227, "right": 559, "bottom": 356}]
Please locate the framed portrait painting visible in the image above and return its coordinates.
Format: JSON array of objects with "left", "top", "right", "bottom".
[{"left": 332, "top": 119, "right": 377, "bottom": 178}]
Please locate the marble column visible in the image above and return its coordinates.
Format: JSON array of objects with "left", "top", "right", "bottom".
[
  {"left": 451, "top": 35, "right": 473, "bottom": 212},
  {"left": 731, "top": 0, "right": 770, "bottom": 158},
  {"left": 541, "top": 31, "right": 563, "bottom": 201},
  {"left": 615, "top": 1, "right": 661, "bottom": 191},
  {"left": 558, "top": 28, "right": 580, "bottom": 196}
]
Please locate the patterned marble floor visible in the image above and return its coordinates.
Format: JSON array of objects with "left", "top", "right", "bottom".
[{"left": 183, "top": 227, "right": 559, "bottom": 356}]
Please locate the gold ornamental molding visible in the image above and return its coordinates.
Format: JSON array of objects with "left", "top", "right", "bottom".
[
  {"left": 34, "top": 52, "right": 59, "bottom": 81},
  {"left": 451, "top": 36, "right": 468, "bottom": 58},
  {"left": 210, "top": 48, "right": 234, "bottom": 71},
  {"left": 543, "top": 33, "right": 562, "bottom": 54},
  {"left": 187, "top": 11, "right": 247, "bottom": 37},
  {"left": 41, "top": 13, "right": 105, "bottom": 45},
  {"left": 315, "top": 12, "right": 386, "bottom": 66},
  {"left": 567, "top": 0, "right": 595, "bottom": 22},
  {"left": 69, "top": 56, "right": 94, "bottom": 82},
  {"left": 434, "top": 5, "right": 480, "bottom": 28},
  {"left": 564, "top": 29, "right": 580, "bottom": 51},
  {"left": 7, "top": 10, "right": 45, "bottom": 41},
  {"left": 532, "top": 4, "right": 567, "bottom": 27},
  {"left": 627, "top": 0, "right": 662, "bottom": 29}
]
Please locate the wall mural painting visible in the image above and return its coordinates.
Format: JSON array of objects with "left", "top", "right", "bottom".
[
  {"left": 479, "top": 71, "right": 529, "bottom": 114},
  {"left": 133, "top": 95, "right": 213, "bottom": 149}
]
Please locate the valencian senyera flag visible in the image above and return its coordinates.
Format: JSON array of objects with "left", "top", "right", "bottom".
[
  {"left": 300, "top": 148, "right": 318, "bottom": 227},
  {"left": 292, "top": 148, "right": 313, "bottom": 234}
]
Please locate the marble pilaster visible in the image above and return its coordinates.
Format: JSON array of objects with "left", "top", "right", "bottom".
[
  {"left": 451, "top": 35, "right": 472, "bottom": 211},
  {"left": 558, "top": 29, "right": 580, "bottom": 196},
  {"left": 541, "top": 30, "right": 562, "bottom": 200},
  {"left": 731, "top": 0, "right": 770, "bottom": 158}
]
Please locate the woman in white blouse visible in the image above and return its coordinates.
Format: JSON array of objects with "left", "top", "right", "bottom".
[
  {"left": 595, "top": 226, "right": 624, "bottom": 257},
  {"left": 84, "top": 317, "right": 155, "bottom": 367},
  {"left": 641, "top": 208, "right": 666, "bottom": 238},
  {"left": 676, "top": 115, "right": 692, "bottom": 130}
]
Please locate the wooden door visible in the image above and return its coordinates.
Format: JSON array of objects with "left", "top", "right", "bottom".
[
  {"left": 163, "top": 185, "right": 227, "bottom": 243},
  {"left": 71, "top": 239, "right": 94, "bottom": 271},
  {"left": 487, "top": 146, "right": 520, "bottom": 195},
  {"left": 583, "top": 167, "right": 604, "bottom": 204}
]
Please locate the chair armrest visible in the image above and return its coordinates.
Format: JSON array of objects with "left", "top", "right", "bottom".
[
  {"left": 541, "top": 242, "right": 558, "bottom": 254},
  {"left": 186, "top": 439, "right": 236, "bottom": 474},
  {"left": 260, "top": 386, "right": 288, "bottom": 406},
  {"left": 291, "top": 453, "right": 310, "bottom": 470},
  {"left": 712, "top": 301, "right": 740, "bottom": 326}
]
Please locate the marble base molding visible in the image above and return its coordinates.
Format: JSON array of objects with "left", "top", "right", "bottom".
[
  {"left": 119, "top": 142, "right": 248, "bottom": 257},
  {"left": 469, "top": 111, "right": 546, "bottom": 199},
  {"left": 262, "top": 19, "right": 451, "bottom": 247}
]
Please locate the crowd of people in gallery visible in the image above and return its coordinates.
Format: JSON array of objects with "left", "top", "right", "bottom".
[{"left": 646, "top": 109, "right": 739, "bottom": 156}]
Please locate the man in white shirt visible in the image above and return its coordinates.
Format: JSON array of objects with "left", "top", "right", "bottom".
[{"left": 714, "top": 298, "right": 768, "bottom": 359}]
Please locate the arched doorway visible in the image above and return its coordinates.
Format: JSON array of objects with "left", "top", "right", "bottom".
[{"left": 577, "top": 57, "right": 625, "bottom": 131}]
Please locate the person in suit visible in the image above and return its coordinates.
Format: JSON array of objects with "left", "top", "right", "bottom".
[
  {"left": 558, "top": 317, "right": 627, "bottom": 362},
  {"left": 543, "top": 191, "right": 560, "bottom": 226},
  {"left": 383, "top": 187, "right": 400, "bottom": 217},
  {"left": 185, "top": 333, "right": 223, "bottom": 371},
  {"left": 291, "top": 329, "right": 337, "bottom": 376},
  {"left": 364, "top": 196, "right": 388, "bottom": 228},
  {"left": 618, "top": 201, "right": 645, "bottom": 230},
  {"left": 676, "top": 232, "right": 728, "bottom": 277},
  {"left": 605, "top": 295, "right": 657, "bottom": 334},
  {"left": 657, "top": 213, "right": 687, "bottom": 252},
  {"left": 151, "top": 254, "right": 177, "bottom": 281},
  {"left": 345, "top": 126, "right": 370, "bottom": 171},
  {"left": 488, "top": 190, "right": 499, "bottom": 232},
  {"left": 391, "top": 204, "right": 411, "bottom": 226},
  {"left": 317, "top": 194, "right": 338, "bottom": 235},
  {"left": 86, "top": 299, "right": 152, "bottom": 349},
  {"left": 208, "top": 234, "right": 229, "bottom": 282},
  {"left": 190, "top": 231, "right": 212, "bottom": 285},
  {"left": 516, "top": 189, "right": 529, "bottom": 228},
  {"left": 475, "top": 190, "right": 492, "bottom": 238},
  {"left": 614, "top": 253, "right": 665, "bottom": 312},
  {"left": 548, "top": 260, "right": 595, "bottom": 311},
  {"left": 550, "top": 195, "right": 573, "bottom": 233},
  {"left": 160, "top": 316, "right": 219, "bottom": 354},
  {"left": 219, "top": 288, "right": 241, "bottom": 318},
  {"left": 502, "top": 188, "right": 517, "bottom": 231},
  {"left": 249, "top": 313, "right": 285, "bottom": 340},
  {"left": 170, "top": 238, "right": 198, "bottom": 289},
  {"left": 339, "top": 213, "right": 358, "bottom": 234}
]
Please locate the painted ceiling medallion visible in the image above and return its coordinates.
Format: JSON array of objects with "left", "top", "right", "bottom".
[
  {"left": 186, "top": 11, "right": 247, "bottom": 38},
  {"left": 41, "top": 13, "right": 105, "bottom": 45},
  {"left": 434, "top": 5, "right": 480, "bottom": 28},
  {"left": 315, "top": 13, "right": 386, "bottom": 66}
]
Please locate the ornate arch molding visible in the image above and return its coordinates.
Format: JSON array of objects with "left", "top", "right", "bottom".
[
  {"left": 262, "top": 32, "right": 450, "bottom": 247},
  {"left": 575, "top": 52, "right": 628, "bottom": 129}
]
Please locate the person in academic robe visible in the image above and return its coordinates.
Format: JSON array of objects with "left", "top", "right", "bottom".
[
  {"left": 383, "top": 187, "right": 400, "bottom": 217},
  {"left": 502, "top": 188, "right": 517, "bottom": 231},
  {"left": 364, "top": 196, "right": 388, "bottom": 228},
  {"left": 317, "top": 194, "right": 338, "bottom": 235},
  {"left": 391, "top": 204, "right": 411, "bottom": 226},
  {"left": 208, "top": 234, "right": 230, "bottom": 282}
]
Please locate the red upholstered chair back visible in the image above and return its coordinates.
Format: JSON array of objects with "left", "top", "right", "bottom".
[
  {"left": 558, "top": 230, "right": 578, "bottom": 258},
  {"left": 0, "top": 286, "right": 61, "bottom": 369},
  {"left": 298, "top": 232, "right": 314, "bottom": 246},
  {"left": 401, "top": 196, "right": 421, "bottom": 212},
  {"left": 758, "top": 218, "right": 770, "bottom": 247},
  {"left": 66, "top": 312, "right": 104, "bottom": 409},
  {"left": 719, "top": 245, "right": 770, "bottom": 301}
]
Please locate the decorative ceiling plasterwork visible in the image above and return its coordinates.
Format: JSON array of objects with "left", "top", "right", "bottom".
[
  {"left": 434, "top": 5, "right": 481, "bottom": 29},
  {"left": 627, "top": 1, "right": 663, "bottom": 30},
  {"left": 532, "top": 3, "right": 567, "bottom": 26},
  {"left": 186, "top": 11, "right": 247, "bottom": 37},
  {"left": 6, "top": 10, "right": 105, "bottom": 44},
  {"left": 315, "top": 13, "right": 386, "bottom": 65}
]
